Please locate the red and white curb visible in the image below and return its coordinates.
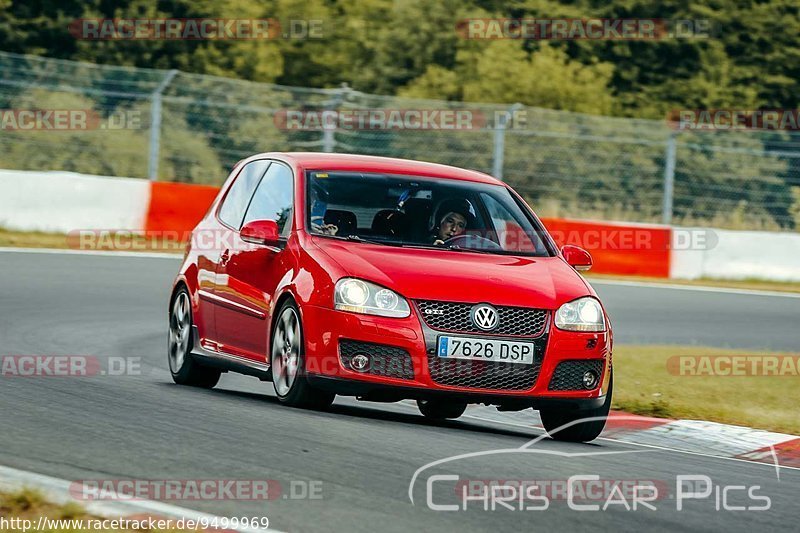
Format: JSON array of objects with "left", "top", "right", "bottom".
[
  {"left": 602, "top": 415, "right": 799, "bottom": 465},
  {"left": 0, "top": 465, "right": 283, "bottom": 533},
  {"left": 464, "top": 407, "right": 800, "bottom": 470}
]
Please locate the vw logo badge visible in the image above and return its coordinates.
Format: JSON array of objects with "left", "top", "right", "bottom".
[{"left": 471, "top": 304, "right": 499, "bottom": 331}]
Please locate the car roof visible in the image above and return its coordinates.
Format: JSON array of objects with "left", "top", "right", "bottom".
[{"left": 250, "top": 152, "right": 503, "bottom": 186}]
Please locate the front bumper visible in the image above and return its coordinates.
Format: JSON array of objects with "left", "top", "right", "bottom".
[{"left": 300, "top": 303, "right": 611, "bottom": 407}]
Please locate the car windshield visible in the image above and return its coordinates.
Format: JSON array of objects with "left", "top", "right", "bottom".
[{"left": 306, "top": 171, "right": 552, "bottom": 257}]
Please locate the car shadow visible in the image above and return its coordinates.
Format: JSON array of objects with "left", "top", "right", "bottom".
[{"left": 159, "top": 380, "right": 563, "bottom": 443}]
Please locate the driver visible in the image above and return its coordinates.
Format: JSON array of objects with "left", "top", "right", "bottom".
[
  {"left": 432, "top": 198, "right": 475, "bottom": 245},
  {"left": 310, "top": 180, "right": 338, "bottom": 236}
]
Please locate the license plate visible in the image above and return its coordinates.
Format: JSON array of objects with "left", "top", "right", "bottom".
[{"left": 436, "top": 336, "right": 536, "bottom": 365}]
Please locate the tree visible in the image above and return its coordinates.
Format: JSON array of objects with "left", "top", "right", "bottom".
[{"left": 400, "top": 41, "right": 614, "bottom": 114}]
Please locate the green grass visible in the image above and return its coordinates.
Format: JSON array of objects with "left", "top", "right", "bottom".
[
  {"left": 0, "top": 228, "right": 182, "bottom": 254},
  {"left": 0, "top": 489, "right": 185, "bottom": 532},
  {"left": 0, "top": 489, "right": 91, "bottom": 532},
  {"left": 613, "top": 345, "right": 800, "bottom": 434},
  {"left": 0, "top": 228, "right": 72, "bottom": 250}
]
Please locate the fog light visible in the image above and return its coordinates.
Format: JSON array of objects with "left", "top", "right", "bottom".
[
  {"left": 582, "top": 370, "right": 599, "bottom": 389},
  {"left": 350, "top": 354, "right": 370, "bottom": 372}
]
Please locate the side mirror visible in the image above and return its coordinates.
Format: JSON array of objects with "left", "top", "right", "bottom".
[
  {"left": 561, "top": 245, "right": 592, "bottom": 271},
  {"left": 240, "top": 219, "right": 283, "bottom": 248}
]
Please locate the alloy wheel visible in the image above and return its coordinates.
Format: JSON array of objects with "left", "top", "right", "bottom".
[
  {"left": 272, "top": 307, "right": 301, "bottom": 396},
  {"left": 168, "top": 292, "right": 191, "bottom": 373}
]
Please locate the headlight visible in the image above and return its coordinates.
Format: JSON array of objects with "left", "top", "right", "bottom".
[
  {"left": 334, "top": 278, "right": 410, "bottom": 318},
  {"left": 555, "top": 297, "right": 606, "bottom": 332}
]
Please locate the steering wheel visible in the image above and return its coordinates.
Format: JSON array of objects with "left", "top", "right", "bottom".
[{"left": 443, "top": 234, "right": 502, "bottom": 251}]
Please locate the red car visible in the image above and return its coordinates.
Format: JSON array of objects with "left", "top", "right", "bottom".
[{"left": 168, "top": 153, "right": 613, "bottom": 442}]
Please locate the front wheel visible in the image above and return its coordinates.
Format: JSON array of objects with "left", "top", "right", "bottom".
[
  {"left": 417, "top": 399, "right": 468, "bottom": 420},
  {"left": 168, "top": 288, "right": 221, "bottom": 388},
  {"left": 270, "top": 301, "right": 335, "bottom": 409},
  {"left": 539, "top": 369, "right": 613, "bottom": 442}
]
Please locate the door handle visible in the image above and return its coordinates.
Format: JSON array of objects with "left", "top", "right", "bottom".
[{"left": 220, "top": 249, "right": 230, "bottom": 265}]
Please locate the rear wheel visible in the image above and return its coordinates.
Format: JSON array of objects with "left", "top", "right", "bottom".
[
  {"left": 270, "top": 301, "right": 335, "bottom": 409},
  {"left": 539, "top": 369, "right": 613, "bottom": 442},
  {"left": 168, "top": 289, "right": 221, "bottom": 388},
  {"left": 417, "top": 399, "right": 468, "bottom": 420}
]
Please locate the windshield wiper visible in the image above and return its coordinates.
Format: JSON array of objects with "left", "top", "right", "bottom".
[
  {"left": 354, "top": 235, "right": 407, "bottom": 247},
  {"left": 321, "top": 234, "right": 498, "bottom": 253},
  {"left": 325, "top": 234, "right": 404, "bottom": 247},
  {"left": 398, "top": 242, "right": 493, "bottom": 254},
  {"left": 444, "top": 244, "right": 497, "bottom": 255}
]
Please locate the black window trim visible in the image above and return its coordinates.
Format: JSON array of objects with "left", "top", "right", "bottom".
[
  {"left": 216, "top": 159, "right": 271, "bottom": 231},
  {"left": 241, "top": 160, "right": 295, "bottom": 238},
  {"left": 215, "top": 158, "right": 295, "bottom": 234}
]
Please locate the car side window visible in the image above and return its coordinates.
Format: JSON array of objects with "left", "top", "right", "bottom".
[
  {"left": 242, "top": 162, "right": 294, "bottom": 237},
  {"left": 218, "top": 160, "right": 271, "bottom": 229},
  {"left": 480, "top": 192, "right": 537, "bottom": 253}
]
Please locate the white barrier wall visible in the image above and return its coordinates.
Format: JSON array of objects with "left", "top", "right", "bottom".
[
  {"left": 0, "top": 169, "right": 150, "bottom": 233},
  {"left": 1, "top": 169, "right": 799, "bottom": 283},
  {"left": 671, "top": 227, "right": 800, "bottom": 282}
]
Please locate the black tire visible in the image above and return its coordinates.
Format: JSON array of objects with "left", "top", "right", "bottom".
[
  {"left": 417, "top": 399, "right": 468, "bottom": 420},
  {"left": 168, "top": 288, "right": 221, "bottom": 388},
  {"left": 539, "top": 369, "right": 613, "bottom": 443},
  {"left": 270, "top": 300, "right": 335, "bottom": 409}
]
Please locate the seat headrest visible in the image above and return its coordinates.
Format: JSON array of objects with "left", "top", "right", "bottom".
[
  {"left": 323, "top": 209, "right": 357, "bottom": 235},
  {"left": 371, "top": 209, "right": 406, "bottom": 237},
  {"left": 400, "top": 198, "right": 432, "bottom": 241}
]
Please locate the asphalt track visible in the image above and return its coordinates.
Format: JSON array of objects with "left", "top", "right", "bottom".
[{"left": 1, "top": 250, "right": 799, "bottom": 532}]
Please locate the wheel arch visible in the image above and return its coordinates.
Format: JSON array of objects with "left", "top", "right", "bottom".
[
  {"left": 168, "top": 280, "right": 189, "bottom": 313},
  {"left": 269, "top": 290, "right": 300, "bottom": 346}
]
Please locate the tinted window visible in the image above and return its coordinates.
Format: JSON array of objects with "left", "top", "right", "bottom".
[
  {"left": 218, "top": 160, "right": 270, "bottom": 229},
  {"left": 242, "top": 162, "right": 294, "bottom": 236},
  {"left": 306, "top": 171, "right": 551, "bottom": 257},
  {"left": 480, "top": 193, "right": 538, "bottom": 253}
]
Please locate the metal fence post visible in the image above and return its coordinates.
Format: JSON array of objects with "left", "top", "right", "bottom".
[
  {"left": 322, "top": 83, "right": 349, "bottom": 153},
  {"left": 148, "top": 69, "right": 178, "bottom": 180},
  {"left": 321, "top": 122, "right": 335, "bottom": 153},
  {"left": 492, "top": 103, "right": 522, "bottom": 180},
  {"left": 662, "top": 132, "right": 677, "bottom": 225}
]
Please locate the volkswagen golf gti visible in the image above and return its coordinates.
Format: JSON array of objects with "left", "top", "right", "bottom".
[{"left": 168, "top": 152, "right": 613, "bottom": 442}]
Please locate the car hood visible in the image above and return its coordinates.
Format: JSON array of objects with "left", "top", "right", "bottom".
[{"left": 311, "top": 237, "right": 593, "bottom": 309}]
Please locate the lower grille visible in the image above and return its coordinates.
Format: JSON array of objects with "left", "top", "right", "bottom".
[
  {"left": 339, "top": 339, "right": 414, "bottom": 380},
  {"left": 548, "top": 360, "right": 605, "bottom": 391},
  {"left": 427, "top": 351, "right": 542, "bottom": 391}
]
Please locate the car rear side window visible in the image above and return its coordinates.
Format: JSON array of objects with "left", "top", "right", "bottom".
[
  {"left": 242, "top": 162, "right": 294, "bottom": 236},
  {"left": 218, "top": 160, "right": 270, "bottom": 229}
]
